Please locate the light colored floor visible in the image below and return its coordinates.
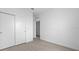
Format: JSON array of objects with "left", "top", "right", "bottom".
[{"left": 1, "top": 37, "right": 75, "bottom": 51}]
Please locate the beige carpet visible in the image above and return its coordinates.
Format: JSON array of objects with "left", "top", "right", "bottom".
[{"left": 1, "top": 37, "right": 75, "bottom": 51}]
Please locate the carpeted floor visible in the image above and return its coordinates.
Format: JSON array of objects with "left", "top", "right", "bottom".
[{"left": 1, "top": 37, "right": 75, "bottom": 51}]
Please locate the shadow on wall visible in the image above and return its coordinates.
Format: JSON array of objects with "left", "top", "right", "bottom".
[{"left": 36, "top": 21, "right": 40, "bottom": 37}]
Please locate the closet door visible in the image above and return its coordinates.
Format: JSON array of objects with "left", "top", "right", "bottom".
[
  {"left": 0, "top": 12, "right": 15, "bottom": 49},
  {"left": 16, "top": 17, "right": 26, "bottom": 44}
]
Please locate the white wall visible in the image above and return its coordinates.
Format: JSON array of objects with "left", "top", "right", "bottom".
[
  {"left": 33, "top": 19, "right": 36, "bottom": 38},
  {"left": 0, "top": 8, "right": 33, "bottom": 45},
  {"left": 40, "top": 8, "right": 79, "bottom": 50}
]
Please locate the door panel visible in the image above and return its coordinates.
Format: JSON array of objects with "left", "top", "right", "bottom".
[
  {"left": 16, "top": 17, "right": 26, "bottom": 44},
  {"left": 0, "top": 13, "right": 15, "bottom": 49}
]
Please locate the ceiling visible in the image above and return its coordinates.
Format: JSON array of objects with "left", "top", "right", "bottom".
[
  {"left": 34, "top": 8, "right": 49, "bottom": 15},
  {"left": 30, "top": 8, "right": 50, "bottom": 21},
  {"left": 30, "top": 8, "right": 50, "bottom": 15}
]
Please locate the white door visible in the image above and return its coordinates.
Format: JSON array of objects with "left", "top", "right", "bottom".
[
  {"left": 16, "top": 17, "right": 26, "bottom": 44},
  {"left": 0, "top": 12, "right": 15, "bottom": 49}
]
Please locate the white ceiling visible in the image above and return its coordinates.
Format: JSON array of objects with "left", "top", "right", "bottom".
[
  {"left": 29, "top": 8, "right": 50, "bottom": 21},
  {"left": 34, "top": 8, "right": 50, "bottom": 21},
  {"left": 29, "top": 8, "right": 50, "bottom": 15},
  {"left": 34, "top": 8, "right": 49, "bottom": 15}
]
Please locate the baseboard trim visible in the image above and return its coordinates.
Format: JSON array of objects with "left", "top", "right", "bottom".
[
  {"left": 0, "top": 45, "right": 17, "bottom": 51},
  {"left": 40, "top": 38, "right": 78, "bottom": 51}
]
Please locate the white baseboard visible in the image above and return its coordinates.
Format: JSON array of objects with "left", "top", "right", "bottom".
[{"left": 40, "top": 37, "right": 78, "bottom": 51}]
